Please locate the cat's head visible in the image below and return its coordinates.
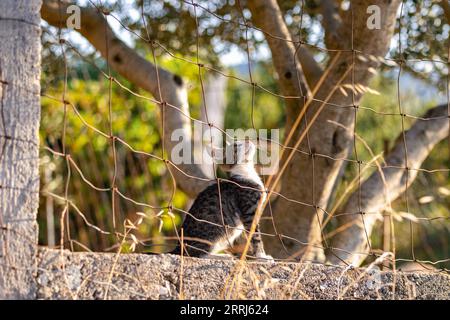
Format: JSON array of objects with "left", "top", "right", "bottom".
[{"left": 210, "top": 140, "right": 256, "bottom": 172}]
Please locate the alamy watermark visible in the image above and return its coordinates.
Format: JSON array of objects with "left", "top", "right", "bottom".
[
  {"left": 366, "top": 5, "right": 381, "bottom": 30},
  {"left": 171, "top": 123, "right": 280, "bottom": 175},
  {"left": 66, "top": 4, "right": 81, "bottom": 30}
]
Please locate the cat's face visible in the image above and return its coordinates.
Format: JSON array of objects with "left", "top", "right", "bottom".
[{"left": 211, "top": 140, "right": 256, "bottom": 172}]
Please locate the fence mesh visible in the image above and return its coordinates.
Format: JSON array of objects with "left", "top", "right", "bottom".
[{"left": 31, "top": 0, "right": 450, "bottom": 298}]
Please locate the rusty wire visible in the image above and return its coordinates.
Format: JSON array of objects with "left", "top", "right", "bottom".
[{"left": 30, "top": 0, "right": 450, "bottom": 296}]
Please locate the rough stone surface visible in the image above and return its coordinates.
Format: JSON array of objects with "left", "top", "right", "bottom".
[
  {"left": 37, "top": 248, "right": 449, "bottom": 300},
  {"left": 0, "top": 0, "right": 41, "bottom": 299}
]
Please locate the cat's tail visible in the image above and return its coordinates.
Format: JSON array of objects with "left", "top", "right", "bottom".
[{"left": 168, "top": 245, "right": 181, "bottom": 255}]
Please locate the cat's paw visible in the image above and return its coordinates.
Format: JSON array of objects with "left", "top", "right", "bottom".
[
  {"left": 255, "top": 253, "right": 274, "bottom": 263},
  {"left": 202, "top": 253, "right": 234, "bottom": 260}
]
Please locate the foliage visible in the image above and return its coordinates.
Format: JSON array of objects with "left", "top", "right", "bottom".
[{"left": 40, "top": 59, "right": 186, "bottom": 252}]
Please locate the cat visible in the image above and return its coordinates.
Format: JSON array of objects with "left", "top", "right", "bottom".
[{"left": 171, "top": 140, "right": 273, "bottom": 261}]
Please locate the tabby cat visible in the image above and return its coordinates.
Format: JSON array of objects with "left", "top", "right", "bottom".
[{"left": 171, "top": 140, "right": 272, "bottom": 261}]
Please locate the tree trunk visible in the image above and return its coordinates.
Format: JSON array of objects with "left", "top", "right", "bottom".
[
  {"left": 250, "top": 0, "right": 401, "bottom": 261},
  {"left": 0, "top": 0, "right": 41, "bottom": 298}
]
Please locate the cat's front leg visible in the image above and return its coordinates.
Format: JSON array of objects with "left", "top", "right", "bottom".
[
  {"left": 201, "top": 253, "right": 234, "bottom": 260},
  {"left": 253, "top": 240, "right": 274, "bottom": 262},
  {"left": 242, "top": 222, "right": 274, "bottom": 262},
  {"left": 254, "top": 251, "right": 274, "bottom": 262}
]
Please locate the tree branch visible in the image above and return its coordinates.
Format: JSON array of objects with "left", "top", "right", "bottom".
[
  {"left": 247, "top": 0, "right": 311, "bottom": 103},
  {"left": 319, "top": 0, "right": 342, "bottom": 48},
  {"left": 439, "top": 0, "right": 450, "bottom": 24},
  {"left": 195, "top": 74, "right": 227, "bottom": 177},
  {"left": 327, "top": 104, "right": 449, "bottom": 266},
  {"left": 292, "top": 37, "right": 324, "bottom": 89},
  {"left": 41, "top": 0, "right": 212, "bottom": 197}
]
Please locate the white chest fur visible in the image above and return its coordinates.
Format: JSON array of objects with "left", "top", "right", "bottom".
[
  {"left": 211, "top": 223, "right": 244, "bottom": 254},
  {"left": 229, "top": 163, "right": 264, "bottom": 188}
]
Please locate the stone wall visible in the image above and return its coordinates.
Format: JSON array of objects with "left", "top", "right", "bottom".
[{"left": 36, "top": 248, "right": 449, "bottom": 300}]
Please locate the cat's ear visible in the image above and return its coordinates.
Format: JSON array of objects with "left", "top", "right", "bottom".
[
  {"left": 243, "top": 139, "right": 256, "bottom": 157},
  {"left": 206, "top": 144, "right": 224, "bottom": 163}
]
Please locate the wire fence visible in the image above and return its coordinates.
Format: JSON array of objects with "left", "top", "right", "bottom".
[{"left": 34, "top": 0, "right": 450, "bottom": 298}]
